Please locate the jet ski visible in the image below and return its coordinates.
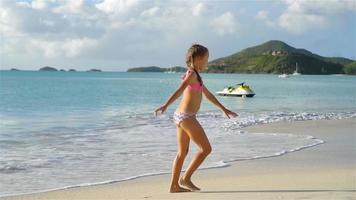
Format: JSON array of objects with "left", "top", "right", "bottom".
[{"left": 216, "top": 82, "right": 255, "bottom": 97}]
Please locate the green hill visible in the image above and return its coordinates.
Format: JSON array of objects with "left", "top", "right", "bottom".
[
  {"left": 343, "top": 61, "right": 356, "bottom": 75},
  {"left": 207, "top": 40, "right": 354, "bottom": 74},
  {"left": 323, "top": 57, "right": 354, "bottom": 66}
]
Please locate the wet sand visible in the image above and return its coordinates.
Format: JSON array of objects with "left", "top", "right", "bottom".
[{"left": 2, "top": 119, "right": 355, "bottom": 200}]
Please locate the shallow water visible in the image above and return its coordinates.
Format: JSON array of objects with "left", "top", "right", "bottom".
[{"left": 0, "top": 71, "right": 355, "bottom": 197}]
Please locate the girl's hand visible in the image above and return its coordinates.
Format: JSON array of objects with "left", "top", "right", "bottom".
[
  {"left": 222, "top": 108, "right": 238, "bottom": 119},
  {"left": 154, "top": 104, "right": 168, "bottom": 116}
]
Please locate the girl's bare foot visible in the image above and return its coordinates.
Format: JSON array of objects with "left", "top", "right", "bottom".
[
  {"left": 179, "top": 177, "right": 200, "bottom": 191},
  {"left": 169, "top": 185, "right": 192, "bottom": 193}
]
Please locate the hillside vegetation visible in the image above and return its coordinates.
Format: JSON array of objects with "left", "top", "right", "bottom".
[{"left": 207, "top": 40, "right": 354, "bottom": 74}]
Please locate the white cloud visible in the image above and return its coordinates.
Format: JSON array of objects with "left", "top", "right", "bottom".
[
  {"left": 4, "top": 36, "right": 96, "bottom": 59},
  {"left": 279, "top": 11, "right": 327, "bottom": 34},
  {"left": 31, "top": 0, "right": 56, "bottom": 10},
  {"left": 210, "top": 12, "right": 236, "bottom": 36},
  {"left": 255, "top": 10, "right": 269, "bottom": 20},
  {"left": 283, "top": 0, "right": 356, "bottom": 14},
  {"left": 2, "top": 0, "right": 353, "bottom": 70},
  {"left": 0, "top": 1, "right": 22, "bottom": 36},
  {"left": 0, "top": 0, "right": 107, "bottom": 59},
  {"left": 95, "top": 0, "right": 140, "bottom": 15},
  {"left": 16, "top": 1, "right": 31, "bottom": 8},
  {"left": 1, "top": 0, "right": 245, "bottom": 69},
  {"left": 192, "top": 2, "right": 204, "bottom": 16},
  {"left": 278, "top": 0, "right": 356, "bottom": 34},
  {"left": 1, "top": 0, "right": 215, "bottom": 64},
  {"left": 140, "top": 6, "right": 160, "bottom": 17},
  {"left": 53, "top": 0, "right": 87, "bottom": 15}
]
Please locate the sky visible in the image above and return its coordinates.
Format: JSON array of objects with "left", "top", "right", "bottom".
[{"left": 0, "top": 0, "right": 355, "bottom": 71}]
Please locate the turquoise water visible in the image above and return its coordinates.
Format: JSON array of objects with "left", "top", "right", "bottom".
[
  {"left": 1, "top": 71, "right": 355, "bottom": 115},
  {"left": 0, "top": 71, "right": 355, "bottom": 197}
]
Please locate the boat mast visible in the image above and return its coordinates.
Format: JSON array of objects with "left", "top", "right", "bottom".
[{"left": 296, "top": 62, "right": 298, "bottom": 73}]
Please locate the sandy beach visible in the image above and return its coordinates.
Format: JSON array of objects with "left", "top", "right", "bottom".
[{"left": 2, "top": 118, "right": 355, "bottom": 200}]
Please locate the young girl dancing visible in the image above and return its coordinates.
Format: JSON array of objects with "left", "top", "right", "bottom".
[{"left": 155, "top": 44, "right": 237, "bottom": 193}]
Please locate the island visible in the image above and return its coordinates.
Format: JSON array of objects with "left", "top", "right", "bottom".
[
  {"left": 207, "top": 40, "right": 355, "bottom": 75},
  {"left": 86, "top": 69, "right": 102, "bottom": 72},
  {"left": 39, "top": 66, "right": 58, "bottom": 71},
  {"left": 6, "top": 67, "right": 105, "bottom": 72}
]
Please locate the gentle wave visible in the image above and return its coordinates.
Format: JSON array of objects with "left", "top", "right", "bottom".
[
  {"left": 204, "top": 111, "right": 356, "bottom": 132},
  {"left": 0, "top": 111, "right": 355, "bottom": 197},
  {"left": 0, "top": 132, "right": 323, "bottom": 198}
]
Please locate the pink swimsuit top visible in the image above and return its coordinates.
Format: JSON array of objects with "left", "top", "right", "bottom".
[{"left": 181, "top": 70, "right": 203, "bottom": 92}]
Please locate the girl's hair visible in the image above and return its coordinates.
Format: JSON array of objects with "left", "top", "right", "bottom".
[{"left": 185, "top": 43, "right": 209, "bottom": 86}]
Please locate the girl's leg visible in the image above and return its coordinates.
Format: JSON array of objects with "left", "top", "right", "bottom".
[
  {"left": 170, "top": 125, "right": 191, "bottom": 193},
  {"left": 179, "top": 118, "right": 212, "bottom": 191}
]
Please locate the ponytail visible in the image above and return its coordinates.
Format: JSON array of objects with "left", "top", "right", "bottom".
[{"left": 193, "top": 68, "right": 203, "bottom": 86}]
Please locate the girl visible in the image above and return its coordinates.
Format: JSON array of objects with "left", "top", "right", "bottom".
[{"left": 154, "top": 44, "right": 237, "bottom": 193}]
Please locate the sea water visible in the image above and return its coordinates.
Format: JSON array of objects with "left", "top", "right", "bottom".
[{"left": 0, "top": 71, "right": 355, "bottom": 197}]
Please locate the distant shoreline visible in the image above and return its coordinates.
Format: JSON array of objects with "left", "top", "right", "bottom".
[
  {"left": 1, "top": 69, "right": 355, "bottom": 75},
  {"left": 2, "top": 67, "right": 104, "bottom": 72},
  {"left": 1, "top": 69, "right": 112, "bottom": 72}
]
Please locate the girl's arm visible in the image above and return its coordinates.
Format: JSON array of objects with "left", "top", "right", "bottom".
[
  {"left": 163, "top": 82, "right": 187, "bottom": 107},
  {"left": 202, "top": 85, "right": 238, "bottom": 118},
  {"left": 154, "top": 71, "right": 195, "bottom": 115}
]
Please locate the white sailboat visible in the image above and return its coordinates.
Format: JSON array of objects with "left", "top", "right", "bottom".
[
  {"left": 164, "top": 67, "right": 176, "bottom": 73},
  {"left": 278, "top": 73, "right": 290, "bottom": 78},
  {"left": 292, "top": 62, "right": 301, "bottom": 75},
  {"left": 278, "top": 63, "right": 290, "bottom": 78}
]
